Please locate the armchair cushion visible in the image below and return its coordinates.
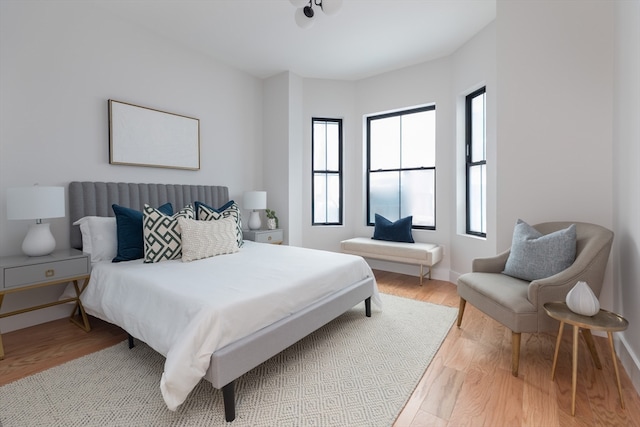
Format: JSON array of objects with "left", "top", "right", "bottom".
[{"left": 503, "top": 219, "right": 576, "bottom": 281}]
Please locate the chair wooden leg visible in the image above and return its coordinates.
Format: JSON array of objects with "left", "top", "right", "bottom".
[
  {"left": 457, "top": 298, "right": 466, "bottom": 327},
  {"left": 512, "top": 331, "right": 521, "bottom": 377}
]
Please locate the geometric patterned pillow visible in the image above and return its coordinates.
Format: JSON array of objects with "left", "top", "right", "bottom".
[
  {"left": 197, "top": 201, "right": 243, "bottom": 248},
  {"left": 143, "top": 204, "right": 195, "bottom": 263}
]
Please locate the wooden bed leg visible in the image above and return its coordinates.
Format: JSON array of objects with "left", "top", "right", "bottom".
[
  {"left": 128, "top": 334, "right": 135, "bottom": 349},
  {"left": 222, "top": 382, "right": 236, "bottom": 422},
  {"left": 365, "top": 297, "right": 371, "bottom": 317}
]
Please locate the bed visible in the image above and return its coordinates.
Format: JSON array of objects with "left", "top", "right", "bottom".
[{"left": 68, "top": 181, "right": 379, "bottom": 422}]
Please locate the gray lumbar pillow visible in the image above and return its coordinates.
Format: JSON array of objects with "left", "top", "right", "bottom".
[{"left": 502, "top": 219, "right": 577, "bottom": 281}]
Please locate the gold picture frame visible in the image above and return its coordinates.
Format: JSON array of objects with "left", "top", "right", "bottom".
[{"left": 108, "top": 99, "right": 200, "bottom": 170}]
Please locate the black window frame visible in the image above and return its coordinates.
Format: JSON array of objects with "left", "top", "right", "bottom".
[
  {"left": 366, "top": 105, "right": 436, "bottom": 230},
  {"left": 465, "top": 86, "right": 487, "bottom": 237},
  {"left": 311, "top": 117, "right": 343, "bottom": 226}
]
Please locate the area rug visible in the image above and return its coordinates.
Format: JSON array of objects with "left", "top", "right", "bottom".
[{"left": 0, "top": 293, "right": 456, "bottom": 427}]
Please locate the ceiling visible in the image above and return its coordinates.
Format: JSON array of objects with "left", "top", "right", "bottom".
[{"left": 93, "top": 0, "right": 496, "bottom": 81}]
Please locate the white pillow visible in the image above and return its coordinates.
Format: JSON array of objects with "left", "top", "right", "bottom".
[
  {"left": 178, "top": 216, "right": 239, "bottom": 262},
  {"left": 72, "top": 216, "right": 117, "bottom": 263}
]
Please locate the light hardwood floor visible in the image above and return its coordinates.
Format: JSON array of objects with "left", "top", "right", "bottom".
[{"left": 1, "top": 270, "right": 639, "bottom": 426}]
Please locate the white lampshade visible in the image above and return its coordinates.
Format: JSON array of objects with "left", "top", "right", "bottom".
[
  {"left": 7, "top": 186, "right": 65, "bottom": 220},
  {"left": 321, "top": 0, "right": 343, "bottom": 16},
  {"left": 243, "top": 191, "right": 267, "bottom": 210},
  {"left": 6, "top": 186, "right": 65, "bottom": 256},
  {"left": 295, "top": 7, "right": 315, "bottom": 29}
]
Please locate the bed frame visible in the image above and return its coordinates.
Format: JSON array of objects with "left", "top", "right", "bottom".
[{"left": 68, "top": 181, "right": 374, "bottom": 422}]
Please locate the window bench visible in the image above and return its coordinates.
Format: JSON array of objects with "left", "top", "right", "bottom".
[{"left": 340, "top": 237, "right": 443, "bottom": 285}]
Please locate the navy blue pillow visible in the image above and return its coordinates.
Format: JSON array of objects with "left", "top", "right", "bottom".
[
  {"left": 372, "top": 214, "right": 414, "bottom": 243},
  {"left": 194, "top": 200, "right": 235, "bottom": 220},
  {"left": 112, "top": 203, "right": 173, "bottom": 262}
]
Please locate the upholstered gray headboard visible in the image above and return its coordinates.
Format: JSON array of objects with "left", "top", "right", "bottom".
[{"left": 68, "top": 181, "right": 230, "bottom": 250}]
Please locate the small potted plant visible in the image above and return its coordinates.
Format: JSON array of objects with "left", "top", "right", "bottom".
[{"left": 265, "top": 209, "right": 278, "bottom": 230}]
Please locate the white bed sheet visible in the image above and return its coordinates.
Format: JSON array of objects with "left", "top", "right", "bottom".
[{"left": 81, "top": 241, "right": 380, "bottom": 410}]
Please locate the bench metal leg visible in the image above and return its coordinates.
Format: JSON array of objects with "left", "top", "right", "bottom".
[{"left": 419, "top": 265, "right": 431, "bottom": 285}]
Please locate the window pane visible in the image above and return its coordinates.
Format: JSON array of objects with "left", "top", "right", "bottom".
[
  {"left": 369, "top": 171, "right": 400, "bottom": 223},
  {"left": 471, "top": 93, "right": 485, "bottom": 162},
  {"left": 370, "top": 116, "right": 400, "bottom": 170},
  {"left": 313, "top": 122, "right": 327, "bottom": 170},
  {"left": 469, "top": 164, "right": 486, "bottom": 233},
  {"left": 313, "top": 174, "right": 327, "bottom": 223},
  {"left": 326, "top": 174, "right": 340, "bottom": 223},
  {"left": 401, "top": 110, "right": 436, "bottom": 168},
  {"left": 399, "top": 169, "right": 435, "bottom": 227},
  {"left": 326, "top": 121, "right": 340, "bottom": 171}
]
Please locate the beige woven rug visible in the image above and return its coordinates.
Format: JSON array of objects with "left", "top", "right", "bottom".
[{"left": 0, "top": 293, "right": 456, "bottom": 427}]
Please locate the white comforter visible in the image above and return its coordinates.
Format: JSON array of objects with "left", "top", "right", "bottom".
[{"left": 81, "top": 241, "right": 379, "bottom": 410}]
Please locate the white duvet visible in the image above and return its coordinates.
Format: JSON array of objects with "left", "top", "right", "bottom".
[{"left": 81, "top": 241, "right": 380, "bottom": 410}]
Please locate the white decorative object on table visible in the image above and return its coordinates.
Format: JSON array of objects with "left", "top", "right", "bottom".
[
  {"left": 243, "top": 191, "right": 267, "bottom": 230},
  {"left": 566, "top": 281, "right": 600, "bottom": 316}
]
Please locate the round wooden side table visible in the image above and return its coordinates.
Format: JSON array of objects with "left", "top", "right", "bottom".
[{"left": 543, "top": 301, "right": 628, "bottom": 416}]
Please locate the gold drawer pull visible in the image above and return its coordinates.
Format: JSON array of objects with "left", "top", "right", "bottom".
[{"left": 45, "top": 269, "right": 55, "bottom": 278}]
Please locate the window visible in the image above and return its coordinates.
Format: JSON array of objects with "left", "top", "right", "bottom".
[
  {"left": 366, "top": 105, "right": 436, "bottom": 229},
  {"left": 466, "top": 87, "right": 486, "bottom": 237},
  {"left": 312, "top": 118, "right": 343, "bottom": 225}
]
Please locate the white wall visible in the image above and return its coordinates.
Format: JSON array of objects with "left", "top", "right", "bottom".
[
  {"left": 263, "top": 72, "right": 292, "bottom": 244},
  {"left": 349, "top": 58, "right": 454, "bottom": 280},
  {"left": 300, "top": 78, "right": 357, "bottom": 251},
  {"left": 496, "top": 0, "right": 639, "bottom": 392},
  {"left": 496, "top": 0, "right": 615, "bottom": 306},
  {"left": 449, "top": 22, "right": 497, "bottom": 280},
  {"left": 613, "top": 0, "right": 640, "bottom": 394},
  {"left": 0, "top": 1, "right": 263, "bottom": 331}
]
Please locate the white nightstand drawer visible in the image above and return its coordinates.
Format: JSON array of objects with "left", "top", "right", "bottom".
[
  {"left": 244, "top": 229, "right": 284, "bottom": 244},
  {"left": 3, "top": 257, "right": 89, "bottom": 289}
]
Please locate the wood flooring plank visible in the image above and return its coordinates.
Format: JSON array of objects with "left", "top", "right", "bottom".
[
  {"left": 408, "top": 409, "right": 448, "bottom": 427},
  {"left": 419, "top": 365, "right": 465, "bottom": 420}
]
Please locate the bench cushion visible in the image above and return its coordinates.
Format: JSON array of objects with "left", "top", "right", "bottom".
[{"left": 340, "top": 237, "right": 442, "bottom": 266}]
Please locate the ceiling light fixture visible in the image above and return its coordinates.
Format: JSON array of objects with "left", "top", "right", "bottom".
[{"left": 290, "top": 0, "right": 343, "bottom": 29}]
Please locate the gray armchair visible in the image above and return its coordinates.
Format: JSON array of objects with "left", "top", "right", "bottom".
[{"left": 456, "top": 222, "right": 614, "bottom": 377}]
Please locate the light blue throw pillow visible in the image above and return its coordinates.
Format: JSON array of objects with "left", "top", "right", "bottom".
[{"left": 502, "top": 219, "right": 576, "bottom": 281}]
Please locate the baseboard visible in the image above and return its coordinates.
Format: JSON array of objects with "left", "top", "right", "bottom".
[{"left": 617, "top": 333, "right": 640, "bottom": 396}]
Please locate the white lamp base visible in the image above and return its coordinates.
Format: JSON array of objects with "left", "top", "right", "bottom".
[
  {"left": 22, "top": 222, "right": 56, "bottom": 256},
  {"left": 248, "top": 210, "right": 262, "bottom": 230}
]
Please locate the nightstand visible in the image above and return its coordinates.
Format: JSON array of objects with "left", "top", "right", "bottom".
[
  {"left": 243, "top": 229, "right": 284, "bottom": 244},
  {"left": 0, "top": 248, "right": 91, "bottom": 359}
]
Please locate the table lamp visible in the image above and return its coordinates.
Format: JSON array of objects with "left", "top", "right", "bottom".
[
  {"left": 6, "top": 186, "right": 65, "bottom": 256},
  {"left": 243, "top": 191, "right": 266, "bottom": 230}
]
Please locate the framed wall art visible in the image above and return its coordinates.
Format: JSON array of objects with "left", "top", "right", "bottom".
[{"left": 108, "top": 99, "right": 200, "bottom": 170}]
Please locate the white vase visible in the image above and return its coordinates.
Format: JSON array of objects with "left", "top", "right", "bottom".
[
  {"left": 267, "top": 218, "right": 277, "bottom": 230},
  {"left": 566, "top": 281, "right": 600, "bottom": 316}
]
